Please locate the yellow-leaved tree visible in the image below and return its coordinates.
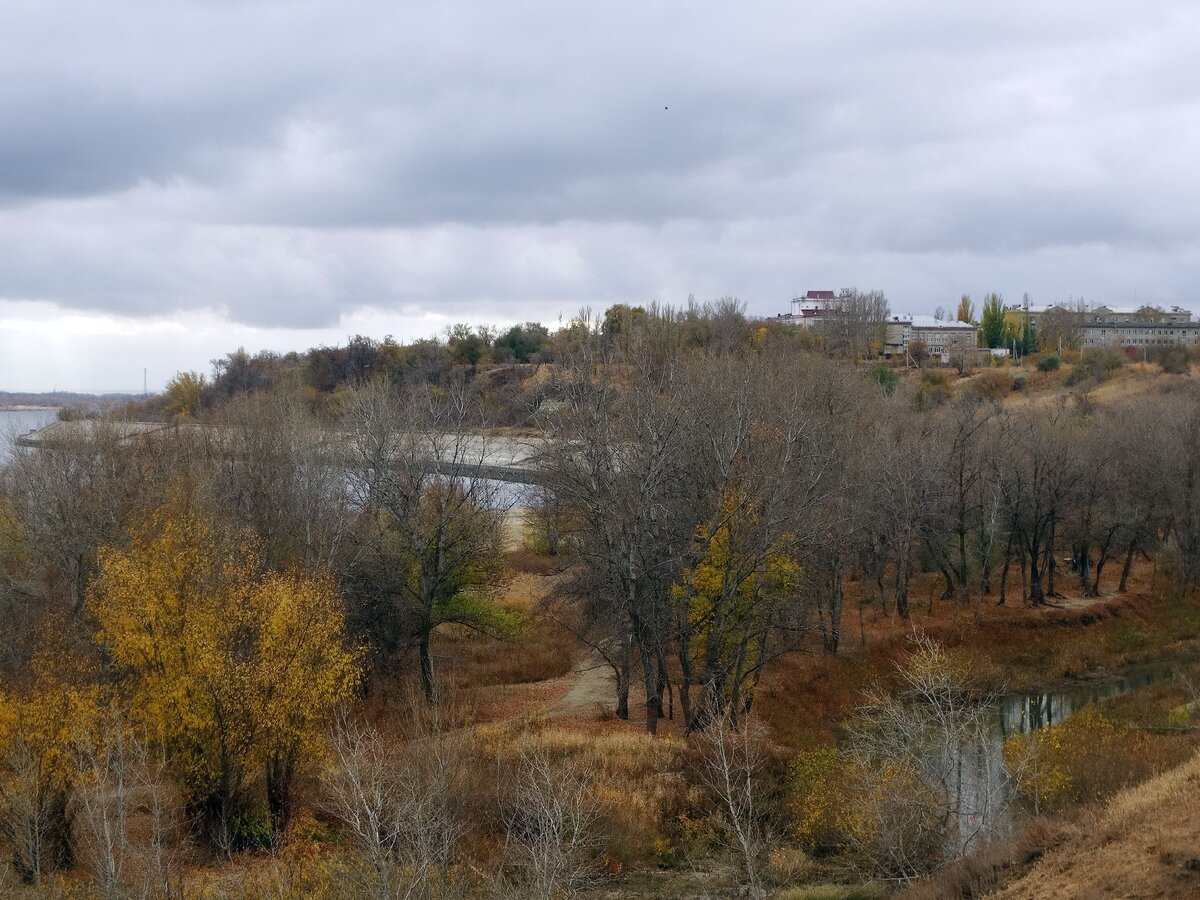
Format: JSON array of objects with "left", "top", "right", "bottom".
[
  {"left": 671, "top": 491, "right": 801, "bottom": 730},
  {"left": 164, "top": 370, "right": 206, "bottom": 419},
  {"left": 88, "top": 496, "right": 360, "bottom": 853},
  {"left": 0, "top": 649, "right": 98, "bottom": 884}
]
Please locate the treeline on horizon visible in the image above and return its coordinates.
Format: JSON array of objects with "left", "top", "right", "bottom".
[
  {"left": 1, "top": 296, "right": 1200, "bottom": 894},
  {"left": 128, "top": 297, "right": 850, "bottom": 423},
  {"left": 105, "top": 291, "right": 1196, "bottom": 427}
]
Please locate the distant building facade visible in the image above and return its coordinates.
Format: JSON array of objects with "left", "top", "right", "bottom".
[
  {"left": 883, "top": 315, "right": 978, "bottom": 363},
  {"left": 1082, "top": 305, "right": 1200, "bottom": 349},
  {"left": 1001, "top": 302, "right": 1200, "bottom": 350},
  {"left": 772, "top": 289, "right": 843, "bottom": 328}
]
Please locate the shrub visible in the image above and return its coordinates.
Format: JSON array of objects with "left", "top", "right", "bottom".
[
  {"left": 1151, "top": 345, "right": 1191, "bottom": 375},
  {"left": 230, "top": 809, "right": 275, "bottom": 852},
  {"left": 1037, "top": 354, "right": 1061, "bottom": 372},
  {"left": 1065, "top": 349, "right": 1124, "bottom": 386},
  {"left": 1064, "top": 365, "right": 1088, "bottom": 387},
  {"left": 788, "top": 748, "right": 856, "bottom": 852},
  {"left": 869, "top": 365, "right": 900, "bottom": 396},
  {"left": 914, "top": 371, "right": 952, "bottom": 408},
  {"left": 1003, "top": 707, "right": 1176, "bottom": 814},
  {"left": 968, "top": 370, "right": 1013, "bottom": 401}
]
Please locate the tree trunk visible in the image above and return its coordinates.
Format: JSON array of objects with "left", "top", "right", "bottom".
[
  {"left": 1046, "top": 519, "right": 1059, "bottom": 598},
  {"left": 638, "top": 640, "right": 662, "bottom": 735},
  {"left": 998, "top": 534, "right": 1013, "bottom": 606},
  {"left": 957, "top": 521, "right": 970, "bottom": 605},
  {"left": 1119, "top": 542, "right": 1137, "bottom": 593},
  {"left": 418, "top": 631, "right": 436, "bottom": 704},
  {"left": 1019, "top": 543, "right": 1028, "bottom": 604},
  {"left": 937, "top": 561, "right": 955, "bottom": 601},
  {"left": 894, "top": 561, "right": 910, "bottom": 618},
  {"left": 266, "top": 752, "right": 295, "bottom": 844},
  {"left": 658, "top": 654, "right": 672, "bottom": 720},
  {"left": 823, "top": 566, "right": 843, "bottom": 654},
  {"left": 1076, "top": 544, "right": 1092, "bottom": 595},
  {"left": 1090, "top": 558, "right": 1106, "bottom": 597},
  {"left": 1028, "top": 543, "right": 1045, "bottom": 607},
  {"left": 616, "top": 637, "right": 631, "bottom": 720}
]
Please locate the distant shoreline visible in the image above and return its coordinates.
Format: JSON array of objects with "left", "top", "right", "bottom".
[{"left": 0, "top": 406, "right": 58, "bottom": 412}]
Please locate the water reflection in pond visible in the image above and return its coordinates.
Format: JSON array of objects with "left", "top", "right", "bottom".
[
  {"left": 996, "top": 663, "right": 1177, "bottom": 737},
  {"left": 947, "top": 660, "right": 1180, "bottom": 857}
]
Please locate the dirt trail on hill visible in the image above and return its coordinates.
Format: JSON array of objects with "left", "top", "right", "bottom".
[{"left": 550, "top": 651, "right": 614, "bottom": 717}]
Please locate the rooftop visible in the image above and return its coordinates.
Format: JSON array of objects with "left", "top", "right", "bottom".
[{"left": 889, "top": 315, "right": 976, "bottom": 329}]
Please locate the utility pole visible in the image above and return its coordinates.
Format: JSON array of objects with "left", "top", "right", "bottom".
[{"left": 143, "top": 368, "right": 147, "bottom": 398}]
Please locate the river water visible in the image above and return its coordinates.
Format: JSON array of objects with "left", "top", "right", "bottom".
[
  {"left": 946, "top": 660, "right": 1179, "bottom": 858},
  {"left": 0, "top": 409, "right": 56, "bottom": 465}
]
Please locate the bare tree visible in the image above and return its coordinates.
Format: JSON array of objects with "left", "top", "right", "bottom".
[
  {"left": 845, "top": 634, "right": 1013, "bottom": 878},
  {"left": 823, "top": 289, "right": 889, "bottom": 359},
  {"left": 500, "top": 748, "right": 599, "bottom": 900},
  {"left": 70, "top": 708, "right": 181, "bottom": 900},
  {"left": 0, "top": 734, "right": 70, "bottom": 886},
  {"left": 868, "top": 415, "right": 942, "bottom": 618},
  {"left": 1149, "top": 384, "right": 1200, "bottom": 591},
  {"left": 538, "top": 342, "right": 692, "bottom": 733},
  {"left": 1036, "top": 300, "right": 1086, "bottom": 353},
  {"left": 995, "top": 403, "right": 1082, "bottom": 605},
  {"left": 0, "top": 421, "right": 142, "bottom": 617},
  {"left": 320, "top": 702, "right": 469, "bottom": 900},
  {"left": 691, "top": 705, "right": 770, "bottom": 896},
  {"left": 205, "top": 387, "right": 351, "bottom": 571},
  {"left": 343, "top": 379, "right": 510, "bottom": 701}
]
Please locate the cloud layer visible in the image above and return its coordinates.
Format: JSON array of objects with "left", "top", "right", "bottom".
[{"left": 3, "top": 0, "right": 1200, "bottom": 387}]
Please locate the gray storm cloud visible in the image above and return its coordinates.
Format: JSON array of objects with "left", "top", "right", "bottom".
[{"left": 0, "top": 0, "right": 1199, "bottom": 334}]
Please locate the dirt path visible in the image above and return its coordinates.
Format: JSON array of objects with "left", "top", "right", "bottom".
[{"left": 550, "top": 651, "right": 615, "bottom": 718}]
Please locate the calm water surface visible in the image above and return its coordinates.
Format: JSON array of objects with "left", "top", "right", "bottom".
[
  {"left": 945, "top": 660, "right": 1179, "bottom": 857},
  {"left": 0, "top": 409, "right": 56, "bottom": 464}
]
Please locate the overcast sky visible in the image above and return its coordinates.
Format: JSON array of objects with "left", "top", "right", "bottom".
[{"left": 2, "top": 0, "right": 1200, "bottom": 391}]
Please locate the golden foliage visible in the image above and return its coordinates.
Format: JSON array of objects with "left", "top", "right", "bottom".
[
  {"left": 165, "top": 370, "right": 206, "bottom": 419},
  {"left": 1004, "top": 707, "right": 1155, "bottom": 813},
  {"left": 88, "top": 498, "right": 360, "bottom": 816},
  {"left": 671, "top": 490, "right": 801, "bottom": 703},
  {"left": 0, "top": 652, "right": 98, "bottom": 795}
]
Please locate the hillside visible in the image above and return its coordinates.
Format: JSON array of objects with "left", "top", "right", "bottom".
[{"left": 989, "top": 748, "right": 1200, "bottom": 899}]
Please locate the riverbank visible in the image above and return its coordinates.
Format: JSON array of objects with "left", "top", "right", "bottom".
[
  {"left": 986, "top": 743, "right": 1200, "bottom": 899},
  {"left": 890, "top": 652, "right": 1200, "bottom": 899},
  {"left": 757, "top": 577, "right": 1200, "bottom": 750}
]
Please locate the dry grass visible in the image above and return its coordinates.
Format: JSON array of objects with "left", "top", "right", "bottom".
[
  {"left": 435, "top": 571, "right": 574, "bottom": 694},
  {"left": 988, "top": 748, "right": 1200, "bottom": 899},
  {"left": 475, "top": 714, "right": 684, "bottom": 867}
]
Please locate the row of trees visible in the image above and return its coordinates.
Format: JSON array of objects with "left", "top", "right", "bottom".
[
  {"left": 154, "top": 300, "right": 765, "bottom": 422},
  {"left": 538, "top": 335, "right": 1200, "bottom": 733}
]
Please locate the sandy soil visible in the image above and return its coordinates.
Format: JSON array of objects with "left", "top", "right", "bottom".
[{"left": 550, "top": 651, "right": 616, "bottom": 718}]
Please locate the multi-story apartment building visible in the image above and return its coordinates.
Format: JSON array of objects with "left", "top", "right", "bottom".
[
  {"left": 883, "top": 315, "right": 978, "bottom": 363},
  {"left": 1003, "top": 302, "right": 1200, "bottom": 350},
  {"left": 1082, "top": 305, "right": 1199, "bottom": 349}
]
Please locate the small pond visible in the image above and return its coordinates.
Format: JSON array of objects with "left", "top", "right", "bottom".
[{"left": 946, "top": 659, "right": 1181, "bottom": 858}]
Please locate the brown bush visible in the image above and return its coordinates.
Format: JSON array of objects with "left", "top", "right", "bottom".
[
  {"left": 896, "top": 819, "right": 1072, "bottom": 900},
  {"left": 968, "top": 369, "right": 1014, "bottom": 400}
]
